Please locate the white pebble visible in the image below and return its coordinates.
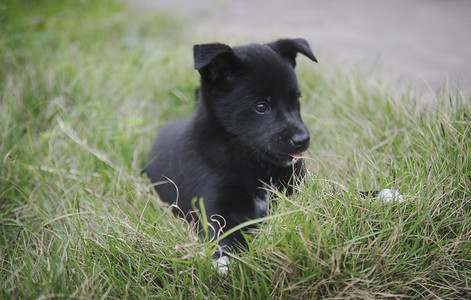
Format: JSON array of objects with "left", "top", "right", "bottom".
[
  {"left": 212, "top": 255, "right": 230, "bottom": 275},
  {"left": 377, "top": 189, "right": 404, "bottom": 203}
]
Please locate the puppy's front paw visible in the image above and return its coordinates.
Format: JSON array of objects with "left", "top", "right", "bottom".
[
  {"left": 377, "top": 189, "right": 404, "bottom": 203},
  {"left": 212, "top": 255, "right": 230, "bottom": 275}
]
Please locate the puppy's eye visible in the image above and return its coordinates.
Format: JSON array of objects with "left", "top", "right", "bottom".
[{"left": 254, "top": 102, "right": 269, "bottom": 114}]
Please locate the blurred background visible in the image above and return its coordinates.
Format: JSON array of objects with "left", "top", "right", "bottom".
[{"left": 130, "top": 0, "right": 471, "bottom": 102}]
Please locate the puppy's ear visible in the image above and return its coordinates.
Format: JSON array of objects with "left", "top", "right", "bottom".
[
  {"left": 268, "top": 38, "right": 317, "bottom": 68},
  {"left": 193, "top": 43, "right": 239, "bottom": 81}
]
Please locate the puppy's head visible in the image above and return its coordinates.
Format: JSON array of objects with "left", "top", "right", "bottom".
[{"left": 194, "top": 39, "right": 317, "bottom": 166}]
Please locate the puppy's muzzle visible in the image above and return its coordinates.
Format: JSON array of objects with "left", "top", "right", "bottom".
[{"left": 290, "top": 132, "right": 310, "bottom": 151}]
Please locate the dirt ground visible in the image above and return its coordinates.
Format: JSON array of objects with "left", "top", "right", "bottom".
[{"left": 129, "top": 0, "right": 471, "bottom": 100}]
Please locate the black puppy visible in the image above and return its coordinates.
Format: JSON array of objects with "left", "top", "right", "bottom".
[{"left": 144, "top": 39, "right": 317, "bottom": 273}]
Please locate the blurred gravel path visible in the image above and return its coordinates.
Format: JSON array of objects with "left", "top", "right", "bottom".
[{"left": 129, "top": 0, "right": 471, "bottom": 99}]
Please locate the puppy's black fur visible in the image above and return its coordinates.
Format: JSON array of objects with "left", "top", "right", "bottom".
[{"left": 144, "top": 39, "right": 317, "bottom": 259}]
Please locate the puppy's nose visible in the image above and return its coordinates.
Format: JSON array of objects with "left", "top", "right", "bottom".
[{"left": 290, "top": 132, "right": 310, "bottom": 150}]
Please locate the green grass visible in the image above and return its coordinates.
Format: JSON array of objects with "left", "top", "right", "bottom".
[{"left": 1, "top": 1, "right": 470, "bottom": 298}]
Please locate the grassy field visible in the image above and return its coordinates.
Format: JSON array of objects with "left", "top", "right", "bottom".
[{"left": 1, "top": 1, "right": 470, "bottom": 298}]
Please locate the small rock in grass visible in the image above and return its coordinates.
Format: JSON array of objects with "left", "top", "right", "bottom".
[
  {"left": 212, "top": 255, "right": 230, "bottom": 275},
  {"left": 377, "top": 189, "right": 404, "bottom": 203}
]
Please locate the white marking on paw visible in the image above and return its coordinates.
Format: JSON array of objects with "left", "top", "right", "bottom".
[
  {"left": 212, "top": 255, "right": 230, "bottom": 275},
  {"left": 378, "top": 189, "right": 404, "bottom": 203}
]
